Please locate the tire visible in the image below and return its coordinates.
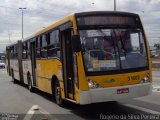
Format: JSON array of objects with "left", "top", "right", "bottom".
[
  {"left": 28, "top": 74, "right": 34, "bottom": 92},
  {"left": 54, "top": 80, "right": 65, "bottom": 106},
  {"left": 11, "top": 70, "right": 16, "bottom": 83}
]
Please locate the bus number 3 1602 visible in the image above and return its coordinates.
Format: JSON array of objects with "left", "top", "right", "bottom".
[{"left": 128, "top": 75, "right": 140, "bottom": 81}]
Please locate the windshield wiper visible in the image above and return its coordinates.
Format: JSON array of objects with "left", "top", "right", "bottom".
[
  {"left": 112, "top": 30, "right": 123, "bottom": 69},
  {"left": 119, "top": 35, "right": 126, "bottom": 57}
]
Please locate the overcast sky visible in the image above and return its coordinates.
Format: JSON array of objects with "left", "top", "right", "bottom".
[{"left": 0, "top": 0, "right": 160, "bottom": 50}]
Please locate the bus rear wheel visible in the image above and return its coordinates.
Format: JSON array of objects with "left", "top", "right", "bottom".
[
  {"left": 27, "top": 74, "right": 34, "bottom": 92},
  {"left": 54, "top": 80, "right": 64, "bottom": 106},
  {"left": 11, "top": 70, "right": 16, "bottom": 83}
]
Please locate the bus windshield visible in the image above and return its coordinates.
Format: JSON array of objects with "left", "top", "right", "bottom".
[{"left": 79, "top": 28, "right": 148, "bottom": 72}]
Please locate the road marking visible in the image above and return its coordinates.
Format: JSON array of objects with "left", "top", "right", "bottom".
[
  {"left": 152, "top": 85, "right": 160, "bottom": 92},
  {"left": 23, "top": 105, "right": 39, "bottom": 120},
  {"left": 152, "top": 90, "right": 160, "bottom": 93},
  {"left": 0, "top": 70, "right": 5, "bottom": 72},
  {"left": 38, "top": 106, "right": 55, "bottom": 120},
  {"left": 125, "top": 104, "right": 160, "bottom": 114},
  {"left": 23, "top": 105, "right": 52, "bottom": 120},
  {"left": 153, "top": 85, "right": 160, "bottom": 88},
  {"left": 39, "top": 107, "right": 50, "bottom": 115}
]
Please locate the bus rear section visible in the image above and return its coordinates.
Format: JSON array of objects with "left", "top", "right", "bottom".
[
  {"left": 74, "top": 11, "right": 152, "bottom": 104},
  {"left": 6, "top": 41, "right": 23, "bottom": 83}
]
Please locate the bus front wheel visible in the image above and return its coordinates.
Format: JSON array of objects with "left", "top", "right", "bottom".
[{"left": 54, "top": 80, "right": 65, "bottom": 106}]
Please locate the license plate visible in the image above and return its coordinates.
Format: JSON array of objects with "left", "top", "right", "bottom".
[{"left": 117, "top": 88, "right": 129, "bottom": 94}]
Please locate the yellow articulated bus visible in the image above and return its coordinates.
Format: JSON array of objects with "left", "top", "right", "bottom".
[{"left": 6, "top": 11, "right": 152, "bottom": 106}]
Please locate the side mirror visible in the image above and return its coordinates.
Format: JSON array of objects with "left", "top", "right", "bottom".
[{"left": 72, "top": 35, "right": 81, "bottom": 52}]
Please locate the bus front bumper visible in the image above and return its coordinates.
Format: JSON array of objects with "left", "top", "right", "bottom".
[{"left": 79, "top": 83, "right": 152, "bottom": 105}]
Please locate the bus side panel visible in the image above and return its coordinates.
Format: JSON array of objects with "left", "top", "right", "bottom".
[
  {"left": 17, "top": 41, "right": 24, "bottom": 83},
  {"left": 10, "top": 59, "right": 20, "bottom": 81},
  {"left": 22, "top": 60, "right": 32, "bottom": 85},
  {"left": 77, "top": 52, "right": 89, "bottom": 91},
  {"left": 36, "top": 59, "right": 63, "bottom": 94},
  {"left": 36, "top": 59, "right": 46, "bottom": 92},
  {"left": 45, "top": 59, "right": 63, "bottom": 94}
]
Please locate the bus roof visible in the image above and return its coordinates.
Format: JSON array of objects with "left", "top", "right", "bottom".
[
  {"left": 6, "top": 40, "right": 21, "bottom": 48},
  {"left": 35, "top": 11, "right": 139, "bottom": 37},
  {"left": 75, "top": 11, "right": 139, "bottom": 17},
  {"left": 35, "top": 13, "right": 75, "bottom": 36},
  {"left": 22, "top": 34, "right": 35, "bottom": 42},
  {"left": 21, "top": 11, "right": 140, "bottom": 43},
  {"left": 22, "top": 13, "right": 75, "bottom": 42}
]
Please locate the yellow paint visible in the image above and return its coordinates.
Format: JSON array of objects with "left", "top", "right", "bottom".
[
  {"left": 87, "top": 71, "right": 150, "bottom": 88},
  {"left": 76, "top": 52, "right": 89, "bottom": 91},
  {"left": 68, "top": 93, "right": 73, "bottom": 99},
  {"left": 59, "top": 81, "right": 65, "bottom": 99},
  {"left": 35, "top": 14, "right": 75, "bottom": 36},
  {"left": 72, "top": 15, "right": 78, "bottom": 35},
  {"left": 36, "top": 59, "right": 62, "bottom": 94},
  {"left": 33, "top": 14, "right": 78, "bottom": 101},
  {"left": 140, "top": 17, "right": 152, "bottom": 82},
  {"left": 74, "top": 85, "right": 80, "bottom": 104}
]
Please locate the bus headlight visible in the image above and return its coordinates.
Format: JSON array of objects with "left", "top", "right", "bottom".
[
  {"left": 144, "top": 76, "right": 149, "bottom": 81},
  {"left": 140, "top": 74, "right": 150, "bottom": 84},
  {"left": 88, "top": 79, "right": 102, "bottom": 89}
]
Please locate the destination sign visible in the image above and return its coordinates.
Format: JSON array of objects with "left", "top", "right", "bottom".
[{"left": 77, "top": 15, "right": 140, "bottom": 26}]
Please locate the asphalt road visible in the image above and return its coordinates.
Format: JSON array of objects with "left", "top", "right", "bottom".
[
  {"left": 0, "top": 69, "right": 160, "bottom": 120},
  {"left": 152, "top": 70, "right": 160, "bottom": 87}
]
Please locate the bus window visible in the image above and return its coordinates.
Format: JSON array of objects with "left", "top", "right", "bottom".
[
  {"left": 27, "top": 41, "right": 30, "bottom": 59},
  {"left": 14, "top": 45, "right": 18, "bottom": 59},
  {"left": 48, "top": 30, "right": 60, "bottom": 58},
  {"left": 10, "top": 47, "right": 13, "bottom": 59},
  {"left": 80, "top": 28, "right": 148, "bottom": 72},
  {"left": 41, "top": 35, "right": 48, "bottom": 58},
  {"left": 114, "top": 29, "right": 147, "bottom": 69},
  {"left": 80, "top": 29, "right": 119, "bottom": 71},
  {"left": 42, "top": 35, "right": 47, "bottom": 47},
  {"left": 36, "top": 37, "right": 41, "bottom": 58},
  {"left": 22, "top": 42, "right": 27, "bottom": 59},
  {"left": 50, "top": 30, "right": 59, "bottom": 44}
]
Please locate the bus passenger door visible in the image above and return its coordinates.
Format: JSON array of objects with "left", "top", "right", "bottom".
[
  {"left": 61, "top": 29, "right": 75, "bottom": 100},
  {"left": 30, "top": 42, "right": 37, "bottom": 86}
]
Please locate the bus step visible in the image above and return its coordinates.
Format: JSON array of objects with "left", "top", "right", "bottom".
[{"left": 65, "top": 98, "right": 77, "bottom": 103}]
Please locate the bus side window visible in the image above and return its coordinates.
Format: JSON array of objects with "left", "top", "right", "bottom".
[
  {"left": 22, "top": 42, "right": 27, "bottom": 59},
  {"left": 36, "top": 37, "right": 41, "bottom": 59},
  {"left": 27, "top": 41, "right": 30, "bottom": 59},
  {"left": 12, "top": 45, "right": 17, "bottom": 59},
  {"left": 41, "top": 34, "right": 48, "bottom": 58},
  {"left": 15, "top": 45, "right": 18, "bottom": 59},
  {"left": 48, "top": 30, "right": 60, "bottom": 58},
  {"left": 10, "top": 47, "right": 13, "bottom": 59}
]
